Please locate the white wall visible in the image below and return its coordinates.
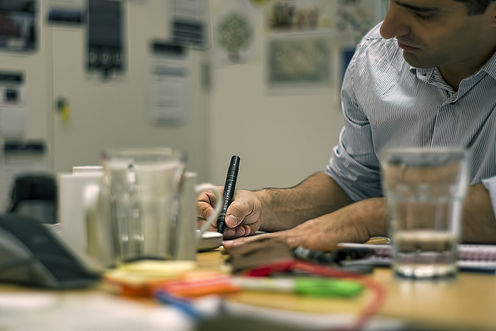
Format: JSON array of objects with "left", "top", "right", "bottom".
[
  {"left": 48, "top": 0, "right": 211, "bottom": 182},
  {"left": 209, "top": 61, "right": 343, "bottom": 190},
  {"left": 0, "top": 0, "right": 387, "bottom": 195},
  {"left": 208, "top": 0, "right": 344, "bottom": 190}
]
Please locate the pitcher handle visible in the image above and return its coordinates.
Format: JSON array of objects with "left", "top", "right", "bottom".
[{"left": 196, "top": 183, "right": 223, "bottom": 239}]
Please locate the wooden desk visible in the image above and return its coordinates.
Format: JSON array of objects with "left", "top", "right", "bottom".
[
  {"left": 198, "top": 250, "right": 496, "bottom": 330},
  {"left": 2, "top": 250, "right": 495, "bottom": 330}
]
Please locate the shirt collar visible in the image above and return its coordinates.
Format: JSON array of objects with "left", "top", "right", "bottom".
[
  {"left": 409, "top": 66, "right": 434, "bottom": 81},
  {"left": 408, "top": 50, "right": 496, "bottom": 81}
]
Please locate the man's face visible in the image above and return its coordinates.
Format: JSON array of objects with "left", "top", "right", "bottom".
[{"left": 380, "top": 0, "right": 496, "bottom": 69}]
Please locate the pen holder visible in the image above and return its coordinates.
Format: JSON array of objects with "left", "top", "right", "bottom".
[{"left": 83, "top": 148, "right": 222, "bottom": 265}]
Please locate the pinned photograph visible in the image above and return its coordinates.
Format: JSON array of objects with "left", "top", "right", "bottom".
[
  {"left": 265, "top": 0, "right": 333, "bottom": 32},
  {"left": 267, "top": 35, "right": 331, "bottom": 90}
]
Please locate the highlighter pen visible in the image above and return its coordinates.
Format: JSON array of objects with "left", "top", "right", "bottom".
[
  {"left": 232, "top": 277, "right": 364, "bottom": 298},
  {"left": 217, "top": 155, "right": 240, "bottom": 234}
]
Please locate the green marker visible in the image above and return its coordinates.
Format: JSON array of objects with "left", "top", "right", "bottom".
[{"left": 233, "top": 277, "right": 364, "bottom": 298}]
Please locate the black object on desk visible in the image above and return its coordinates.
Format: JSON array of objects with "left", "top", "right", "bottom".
[
  {"left": 8, "top": 173, "right": 57, "bottom": 224},
  {"left": 0, "top": 214, "right": 100, "bottom": 289},
  {"left": 217, "top": 155, "right": 240, "bottom": 234},
  {"left": 292, "top": 246, "right": 375, "bottom": 274}
]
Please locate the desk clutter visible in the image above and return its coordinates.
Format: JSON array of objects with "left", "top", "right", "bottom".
[
  {"left": 336, "top": 242, "right": 496, "bottom": 274},
  {"left": 2, "top": 207, "right": 495, "bottom": 330},
  {"left": 100, "top": 237, "right": 386, "bottom": 331},
  {"left": 57, "top": 151, "right": 223, "bottom": 268}
]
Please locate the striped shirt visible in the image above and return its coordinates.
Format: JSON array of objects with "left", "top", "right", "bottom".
[{"left": 326, "top": 23, "right": 496, "bottom": 210}]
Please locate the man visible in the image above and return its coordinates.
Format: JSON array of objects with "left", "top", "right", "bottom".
[{"left": 198, "top": 0, "right": 496, "bottom": 250}]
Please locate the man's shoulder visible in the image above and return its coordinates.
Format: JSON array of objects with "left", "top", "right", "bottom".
[
  {"left": 359, "top": 22, "right": 398, "bottom": 55},
  {"left": 353, "top": 22, "right": 404, "bottom": 72},
  {"left": 345, "top": 22, "right": 410, "bottom": 96},
  {"left": 362, "top": 22, "right": 384, "bottom": 42}
]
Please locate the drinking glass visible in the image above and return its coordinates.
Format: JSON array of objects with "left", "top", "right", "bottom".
[{"left": 381, "top": 147, "right": 470, "bottom": 280}]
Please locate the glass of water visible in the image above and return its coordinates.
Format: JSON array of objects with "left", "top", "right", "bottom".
[{"left": 381, "top": 147, "right": 470, "bottom": 280}]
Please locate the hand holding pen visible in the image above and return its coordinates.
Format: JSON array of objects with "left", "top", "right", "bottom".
[
  {"left": 196, "top": 155, "right": 263, "bottom": 238},
  {"left": 217, "top": 155, "right": 240, "bottom": 234}
]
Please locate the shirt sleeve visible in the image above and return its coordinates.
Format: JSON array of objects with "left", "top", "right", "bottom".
[
  {"left": 482, "top": 176, "right": 496, "bottom": 216},
  {"left": 325, "top": 39, "right": 382, "bottom": 202}
]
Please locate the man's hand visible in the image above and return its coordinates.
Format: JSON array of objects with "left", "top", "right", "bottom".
[
  {"left": 197, "top": 172, "right": 364, "bottom": 241},
  {"left": 224, "top": 198, "right": 388, "bottom": 251},
  {"left": 197, "top": 188, "right": 263, "bottom": 238}
]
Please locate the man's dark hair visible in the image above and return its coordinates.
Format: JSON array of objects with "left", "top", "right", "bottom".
[{"left": 452, "top": 0, "right": 496, "bottom": 15}]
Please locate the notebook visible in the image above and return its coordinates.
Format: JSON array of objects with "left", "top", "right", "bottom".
[{"left": 337, "top": 242, "right": 496, "bottom": 274}]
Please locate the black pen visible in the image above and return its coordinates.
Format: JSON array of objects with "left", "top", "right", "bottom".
[{"left": 217, "top": 155, "right": 240, "bottom": 234}]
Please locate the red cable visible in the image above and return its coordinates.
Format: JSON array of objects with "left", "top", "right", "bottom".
[{"left": 244, "top": 259, "right": 386, "bottom": 330}]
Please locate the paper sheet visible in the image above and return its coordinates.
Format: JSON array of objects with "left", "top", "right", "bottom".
[
  {"left": 0, "top": 293, "right": 192, "bottom": 331},
  {"left": 150, "top": 50, "right": 190, "bottom": 124}
]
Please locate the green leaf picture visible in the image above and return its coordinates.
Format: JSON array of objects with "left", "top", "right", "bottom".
[{"left": 217, "top": 12, "right": 253, "bottom": 62}]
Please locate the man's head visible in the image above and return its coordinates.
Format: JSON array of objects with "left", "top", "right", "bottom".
[{"left": 380, "top": 0, "right": 496, "bottom": 83}]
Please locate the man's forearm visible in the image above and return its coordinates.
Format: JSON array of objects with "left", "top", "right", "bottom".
[
  {"left": 351, "top": 185, "right": 496, "bottom": 243},
  {"left": 347, "top": 184, "right": 496, "bottom": 243},
  {"left": 255, "top": 172, "right": 353, "bottom": 232},
  {"left": 461, "top": 183, "right": 496, "bottom": 243}
]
